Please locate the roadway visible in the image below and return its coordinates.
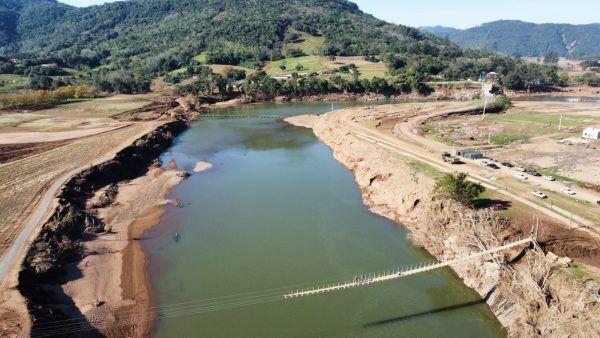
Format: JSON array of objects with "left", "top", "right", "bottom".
[
  {"left": 334, "top": 106, "right": 599, "bottom": 237},
  {"left": 0, "top": 122, "right": 160, "bottom": 283}
]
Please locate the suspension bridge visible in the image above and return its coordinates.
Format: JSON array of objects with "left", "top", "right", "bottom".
[
  {"left": 28, "top": 234, "right": 536, "bottom": 337},
  {"left": 284, "top": 235, "right": 534, "bottom": 299}
]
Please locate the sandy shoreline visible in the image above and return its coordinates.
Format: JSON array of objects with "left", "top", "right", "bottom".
[{"left": 60, "top": 160, "right": 214, "bottom": 337}]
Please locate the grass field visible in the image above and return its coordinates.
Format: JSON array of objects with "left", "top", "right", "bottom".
[
  {"left": 0, "top": 74, "right": 29, "bottom": 93},
  {"left": 283, "top": 30, "right": 325, "bottom": 55},
  {"left": 0, "top": 124, "right": 147, "bottom": 254},
  {"left": 264, "top": 55, "right": 326, "bottom": 75},
  {"left": 0, "top": 114, "right": 47, "bottom": 129},
  {"left": 487, "top": 112, "right": 600, "bottom": 129},
  {"left": 209, "top": 64, "right": 255, "bottom": 76},
  {"left": 490, "top": 133, "right": 529, "bottom": 145},
  {"left": 39, "top": 94, "right": 164, "bottom": 118}
]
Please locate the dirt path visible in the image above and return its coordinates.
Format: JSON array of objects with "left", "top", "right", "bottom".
[{"left": 0, "top": 122, "right": 160, "bottom": 284}]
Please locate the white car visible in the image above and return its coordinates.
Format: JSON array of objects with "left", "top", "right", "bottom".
[
  {"left": 480, "top": 159, "right": 490, "bottom": 165},
  {"left": 532, "top": 191, "right": 547, "bottom": 199},
  {"left": 515, "top": 173, "right": 528, "bottom": 180},
  {"left": 543, "top": 176, "right": 556, "bottom": 181},
  {"left": 515, "top": 167, "right": 526, "bottom": 172},
  {"left": 562, "top": 187, "right": 576, "bottom": 195}
]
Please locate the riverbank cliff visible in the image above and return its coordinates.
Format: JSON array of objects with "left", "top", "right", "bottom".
[
  {"left": 15, "top": 96, "right": 203, "bottom": 337},
  {"left": 285, "top": 109, "right": 600, "bottom": 337}
]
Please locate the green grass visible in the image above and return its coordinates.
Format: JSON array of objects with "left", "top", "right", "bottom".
[
  {"left": 264, "top": 55, "right": 326, "bottom": 75},
  {"left": 209, "top": 64, "right": 255, "bottom": 76},
  {"left": 406, "top": 158, "right": 443, "bottom": 178},
  {"left": 283, "top": 30, "right": 325, "bottom": 55},
  {"left": 419, "top": 124, "right": 435, "bottom": 133},
  {"left": 0, "top": 74, "right": 30, "bottom": 93},
  {"left": 487, "top": 112, "right": 600, "bottom": 128},
  {"left": 490, "top": 134, "right": 529, "bottom": 145},
  {"left": 558, "top": 262, "right": 598, "bottom": 281}
]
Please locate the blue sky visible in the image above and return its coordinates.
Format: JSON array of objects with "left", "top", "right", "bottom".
[{"left": 60, "top": 0, "right": 600, "bottom": 29}]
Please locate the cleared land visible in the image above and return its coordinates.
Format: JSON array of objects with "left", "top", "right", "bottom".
[
  {"left": 0, "top": 74, "right": 29, "bottom": 93},
  {"left": 0, "top": 93, "right": 169, "bottom": 258},
  {"left": 39, "top": 93, "right": 165, "bottom": 118},
  {"left": 282, "top": 30, "right": 325, "bottom": 55},
  {"left": 421, "top": 101, "right": 600, "bottom": 186},
  {"left": 263, "top": 55, "right": 387, "bottom": 79},
  {"left": 0, "top": 123, "right": 149, "bottom": 256}
]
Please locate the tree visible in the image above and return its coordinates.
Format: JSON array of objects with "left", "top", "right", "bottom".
[
  {"left": 434, "top": 172, "right": 485, "bottom": 206},
  {"left": 544, "top": 51, "right": 559, "bottom": 64}
]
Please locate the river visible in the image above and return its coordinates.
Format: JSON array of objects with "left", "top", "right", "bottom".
[{"left": 143, "top": 102, "right": 505, "bottom": 337}]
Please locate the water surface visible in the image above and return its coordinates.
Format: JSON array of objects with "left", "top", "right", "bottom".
[{"left": 144, "top": 102, "right": 505, "bottom": 337}]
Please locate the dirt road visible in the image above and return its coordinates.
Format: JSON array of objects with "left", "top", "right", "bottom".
[
  {"left": 397, "top": 105, "right": 600, "bottom": 207},
  {"left": 0, "top": 122, "right": 160, "bottom": 283},
  {"left": 336, "top": 107, "right": 599, "bottom": 236}
]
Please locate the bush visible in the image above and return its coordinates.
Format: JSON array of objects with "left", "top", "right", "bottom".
[
  {"left": 434, "top": 172, "right": 485, "bottom": 206},
  {"left": 0, "top": 85, "right": 99, "bottom": 108}
]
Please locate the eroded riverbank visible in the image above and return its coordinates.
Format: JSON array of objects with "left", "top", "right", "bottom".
[
  {"left": 142, "top": 102, "right": 505, "bottom": 337},
  {"left": 285, "top": 103, "right": 600, "bottom": 337}
]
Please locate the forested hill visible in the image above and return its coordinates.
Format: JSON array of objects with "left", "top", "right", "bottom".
[
  {"left": 1, "top": 0, "right": 452, "bottom": 66},
  {"left": 421, "top": 20, "right": 600, "bottom": 58},
  {"left": 1, "top": 0, "right": 569, "bottom": 96}
]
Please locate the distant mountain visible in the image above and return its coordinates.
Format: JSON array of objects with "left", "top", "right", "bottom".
[
  {"left": 422, "top": 20, "right": 600, "bottom": 58},
  {"left": 419, "top": 26, "right": 460, "bottom": 37}
]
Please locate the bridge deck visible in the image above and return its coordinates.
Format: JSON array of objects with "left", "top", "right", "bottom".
[{"left": 284, "top": 237, "right": 533, "bottom": 299}]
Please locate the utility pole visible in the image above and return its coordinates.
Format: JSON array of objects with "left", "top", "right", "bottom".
[
  {"left": 482, "top": 97, "right": 488, "bottom": 120},
  {"left": 558, "top": 114, "right": 563, "bottom": 131}
]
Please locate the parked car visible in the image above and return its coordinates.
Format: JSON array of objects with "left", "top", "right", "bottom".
[
  {"left": 490, "top": 203, "right": 507, "bottom": 211},
  {"left": 501, "top": 162, "right": 513, "bottom": 168},
  {"left": 562, "top": 187, "right": 576, "bottom": 195},
  {"left": 515, "top": 173, "right": 528, "bottom": 180},
  {"left": 515, "top": 166, "right": 525, "bottom": 172},
  {"left": 480, "top": 159, "right": 490, "bottom": 165},
  {"left": 526, "top": 170, "right": 542, "bottom": 177},
  {"left": 532, "top": 191, "right": 548, "bottom": 199},
  {"left": 487, "top": 163, "right": 500, "bottom": 170},
  {"left": 544, "top": 175, "right": 556, "bottom": 181}
]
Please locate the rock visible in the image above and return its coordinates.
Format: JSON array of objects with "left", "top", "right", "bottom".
[
  {"left": 193, "top": 161, "right": 213, "bottom": 173},
  {"left": 177, "top": 171, "right": 191, "bottom": 178},
  {"left": 546, "top": 251, "right": 559, "bottom": 262},
  {"left": 557, "top": 256, "right": 572, "bottom": 267}
]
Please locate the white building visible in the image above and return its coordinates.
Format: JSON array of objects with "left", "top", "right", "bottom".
[{"left": 582, "top": 127, "right": 600, "bottom": 140}]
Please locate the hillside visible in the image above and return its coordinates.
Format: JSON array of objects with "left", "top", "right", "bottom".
[
  {"left": 421, "top": 20, "right": 600, "bottom": 58},
  {"left": 1, "top": 0, "right": 454, "bottom": 66},
  {"left": 0, "top": 0, "right": 568, "bottom": 96}
]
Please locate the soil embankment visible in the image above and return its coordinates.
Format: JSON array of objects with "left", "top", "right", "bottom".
[
  {"left": 286, "top": 108, "right": 600, "bottom": 337},
  {"left": 13, "top": 94, "right": 204, "bottom": 337}
]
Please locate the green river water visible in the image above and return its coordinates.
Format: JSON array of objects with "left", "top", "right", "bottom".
[{"left": 143, "top": 102, "right": 505, "bottom": 337}]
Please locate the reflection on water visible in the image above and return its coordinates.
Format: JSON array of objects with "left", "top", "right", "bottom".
[
  {"left": 145, "top": 102, "right": 505, "bottom": 338},
  {"left": 515, "top": 96, "right": 600, "bottom": 103}
]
